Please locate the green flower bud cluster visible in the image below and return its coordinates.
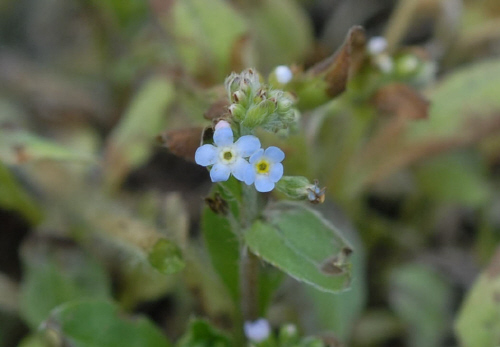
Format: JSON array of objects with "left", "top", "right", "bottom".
[
  {"left": 224, "top": 68, "right": 299, "bottom": 132},
  {"left": 275, "top": 176, "right": 325, "bottom": 204}
]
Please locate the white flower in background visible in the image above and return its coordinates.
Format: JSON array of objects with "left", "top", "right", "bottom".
[
  {"left": 195, "top": 126, "right": 260, "bottom": 183},
  {"left": 367, "top": 36, "right": 394, "bottom": 73},
  {"left": 368, "top": 36, "right": 388, "bottom": 55},
  {"left": 375, "top": 55, "right": 394, "bottom": 73},
  {"left": 244, "top": 318, "right": 271, "bottom": 343},
  {"left": 274, "top": 65, "right": 293, "bottom": 84},
  {"left": 245, "top": 146, "right": 285, "bottom": 192}
]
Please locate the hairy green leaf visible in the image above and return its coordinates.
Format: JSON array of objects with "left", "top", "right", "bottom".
[
  {"left": 245, "top": 202, "right": 353, "bottom": 293},
  {"left": 43, "top": 300, "right": 171, "bottom": 347}
]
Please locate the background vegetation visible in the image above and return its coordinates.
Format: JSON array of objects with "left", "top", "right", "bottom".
[{"left": 1, "top": 0, "right": 500, "bottom": 346}]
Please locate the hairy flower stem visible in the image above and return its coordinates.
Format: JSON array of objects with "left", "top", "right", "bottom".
[
  {"left": 239, "top": 183, "right": 260, "bottom": 322},
  {"left": 240, "top": 246, "right": 260, "bottom": 321}
]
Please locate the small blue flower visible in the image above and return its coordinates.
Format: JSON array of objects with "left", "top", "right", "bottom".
[
  {"left": 244, "top": 318, "right": 271, "bottom": 343},
  {"left": 195, "top": 126, "right": 260, "bottom": 183},
  {"left": 244, "top": 146, "right": 284, "bottom": 192}
]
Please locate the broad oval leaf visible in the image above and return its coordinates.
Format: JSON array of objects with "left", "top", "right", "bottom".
[
  {"left": 455, "top": 248, "right": 500, "bottom": 347},
  {"left": 20, "top": 236, "right": 111, "bottom": 329},
  {"left": 42, "top": 300, "right": 171, "bottom": 347},
  {"left": 244, "top": 202, "right": 353, "bottom": 293}
]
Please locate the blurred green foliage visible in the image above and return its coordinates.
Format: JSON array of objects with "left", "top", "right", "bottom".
[{"left": 1, "top": 0, "right": 500, "bottom": 346}]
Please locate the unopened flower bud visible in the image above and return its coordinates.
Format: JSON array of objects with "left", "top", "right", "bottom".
[
  {"left": 242, "top": 104, "right": 265, "bottom": 128},
  {"left": 253, "top": 88, "right": 267, "bottom": 104},
  {"left": 228, "top": 103, "right": 246, "bottom": 121},
  {"left": 278, "top": 324, "right": 298, "bottom": 345},
  {"left": 232, "top": 91, "right": 249, "bottom": 107},
  {"left": 225, "top": 73, "right": 241, "bottom": 95},
  {"left": 277, "top": 97, "right": 293, "bottom": 114},
  {"left": 276, "top": 176, "right": 325, "bottom": 203},
  {"left": 215, "top": 120, "right": 231, "bottom": 130},
  {"left": 242, "top": 99, "right": 276, "bottom": 128}
]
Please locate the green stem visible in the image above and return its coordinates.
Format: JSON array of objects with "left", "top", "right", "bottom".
[
  {"left": 239, "top": 183, "right": 260, "bottom": 322},
  {"left": 240, "top": 246, "right": 260, "bottom": 321}
]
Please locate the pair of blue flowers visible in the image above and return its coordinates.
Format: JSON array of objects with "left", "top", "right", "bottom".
[{"left": 195, "top": 123, "right": 284, "bottom": 192}]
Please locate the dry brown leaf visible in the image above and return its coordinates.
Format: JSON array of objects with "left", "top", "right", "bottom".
[
  {"left": 158, "top": 126, "right": 212, "bottom": 162},
  {"left": 308, "top": 26, "right": 367, "bottom": 98},
  {"left": 373, "top": 83, "right": 430, "bottom": 120},
  {"left": 203, "top": 98, "right": 230, "bottom": 121}
]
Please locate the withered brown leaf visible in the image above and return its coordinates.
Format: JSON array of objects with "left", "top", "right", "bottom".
[
  {"left": 320, "top": 247, "right": 353, "bottom": 276},
  {"left": 203, "top": 98, "right": 230, "bottom": 121},
  {"left": 308, "top": 26, "right": 367, "bottom": 98},
  {"left": 373, "top": 83, "right": 430, "bottom": 120},
  {"left": 158, "top": 126, "right": 212, "bottom": 162}
]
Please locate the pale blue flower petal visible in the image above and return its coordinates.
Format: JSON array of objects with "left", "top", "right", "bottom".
[
  {"left": 269, "top": 163, "right": 283, "bottom": 182},
  {"left": 195, "top": 144, "right": 218, "bottom": 166},
  {"left": 210, "top": 163, "right": 231, "bottom": 182},
  {"left": 231, "top": 157, "right": 251, "bottom": 182},
  {"left": 249, "top": 148, "right": 264, "bottom": 164},
  {"left": 255, "top": 175, "right": 274, "bottom": 192},
  {"left": 264, "top": 146, "right": 285, "bottom": 163},
  {"left": 243, "top": 165, "right": 256, "bottom": 185},
  {"left": 234, "top": 135, "right": 261, "bottom": 157},
  {"left": 213, "top": 127, "right": 233, "bottom": 147}
]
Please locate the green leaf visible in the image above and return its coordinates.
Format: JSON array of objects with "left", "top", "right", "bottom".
[
  {"left": 0, "top": 128, "right": 93, "bottom": 165},
  {"left": 201, "top": 177, "right": 242, "bottom": 303},
  {"left": 455, "top": 248, "right": 500, "bottom": 347},
  {"left": 352, "top": 59, "right": 500, "bottom": 190},
  {"left": 176, "top": 319, "right": 231, "bottom": 347},
  {"left": 389, "top": 264, "right": 453, "bottom": 347},
  {"left": 43, "top": 300, "right": 171, "bottom": 347},
  {"left": 20, "top": 237, "right": 111, "bottom": 329},
  {"left": 202, "top": 206, "right": 240, "bottom": 303},
  {"left": 105, "top": 76, "right": 175, "bottom": 187},
  {"left": 305, "top": 209, "right": 366, "bottom": 341},
  {"left": 148, "top": 239, "right": 185, "bottom": 275},
  {"left": 415, "top": 152, "right": 490, "bottom": 207},
  {"left": 0, "top": 162, "right": 42, "bottom": 225},
  {"left": 246, "top": 0, "right": 313, "bottom": 72},
  {"left": 244, "top": 202, "right": 353, "bottom": 293},
  {"left": 89, "top": 0, "right": 148, "bottom": 34},
  {"left": 164, "top": 0, "right": 248, "bottom": 80},
  {"left": 17, "top": 334, "right": 50, "bottom": 347},
  {"left": 409, "top": 59, "right": 500, "bottom": 141}
]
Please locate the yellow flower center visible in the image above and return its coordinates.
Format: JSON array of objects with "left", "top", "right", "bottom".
[
  {"left": 220, "top": 148, "right": 236, "bottom": 164},
  {"left": 256, "top": 160, "right": 270, "bottom": 174}
]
